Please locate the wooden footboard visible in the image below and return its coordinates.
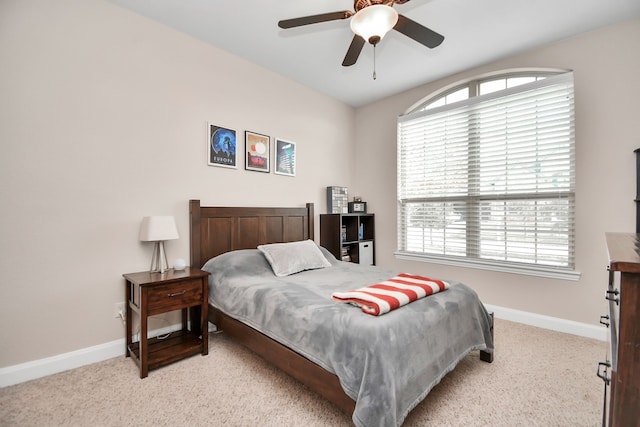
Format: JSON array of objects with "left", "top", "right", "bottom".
[{"left": 480, "top": 311, "right": 495, "bottom": 363}]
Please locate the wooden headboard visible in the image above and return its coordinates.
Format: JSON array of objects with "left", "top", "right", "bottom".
[{"left": 189, "top": 200, "right": 315, "bottom": 268}]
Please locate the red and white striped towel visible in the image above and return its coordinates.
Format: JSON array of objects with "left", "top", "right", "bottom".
[{"left": 331, "top": 273, "right": 449, "bottom": 316}]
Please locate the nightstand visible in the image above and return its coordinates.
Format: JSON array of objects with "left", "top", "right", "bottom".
[{"left": 123, "top": 267, "right": 210, "bottom": 378}]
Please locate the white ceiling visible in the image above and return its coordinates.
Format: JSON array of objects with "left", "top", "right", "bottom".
[{"left": 106, "top": 0, "right": 640, "bottom": 107}]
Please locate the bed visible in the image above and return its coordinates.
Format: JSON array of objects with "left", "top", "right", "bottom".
[{"left": 189, "top": 200, "right": 494, "bottom": 427}]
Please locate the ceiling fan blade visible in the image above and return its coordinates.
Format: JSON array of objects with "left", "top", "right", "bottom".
[
  {"left": 278, "top": 11, "right": 352, "bottom": 29},
  {"left": 342, "top": 35, "right": 365, "bottom": 67},
  {"left": 394, "top": 14, "right": 444, "bottom": 48}
]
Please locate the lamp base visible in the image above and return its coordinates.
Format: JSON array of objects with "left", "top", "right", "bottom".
[{"left": 150, "top": 241, "right": 170, "bottom": 273}]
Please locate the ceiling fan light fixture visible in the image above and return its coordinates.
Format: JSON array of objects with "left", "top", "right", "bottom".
[{"left": 350, "top": 4, "right": 398, "bottom": 45}]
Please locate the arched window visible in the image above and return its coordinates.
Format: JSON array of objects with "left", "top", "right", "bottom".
[{"left": 397, "top": 70, "right": 577, "bottom": 279}]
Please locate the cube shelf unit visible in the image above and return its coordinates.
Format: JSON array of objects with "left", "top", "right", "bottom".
[{"left": 320, "top": 213, "right": 375, "bottom": 265}]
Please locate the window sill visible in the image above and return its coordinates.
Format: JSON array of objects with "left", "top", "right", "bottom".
[{"left": 394, "top": 252, "right": 581, "bottom": 281}]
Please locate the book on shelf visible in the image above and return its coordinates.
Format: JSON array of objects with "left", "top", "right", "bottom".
[{"left": 340, "top": 246, "right": 351, "bottom": 262}]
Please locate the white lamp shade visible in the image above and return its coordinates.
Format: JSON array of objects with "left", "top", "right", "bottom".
[
  {"left": 139, "top": 216, "right": 179, "bottom": 242},
  {"left": 350, "top": 5, "right": 398, "bottom": 43}
]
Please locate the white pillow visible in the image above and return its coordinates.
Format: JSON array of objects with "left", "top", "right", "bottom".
[{"left": 258, "top": 240, "right": 331, "bottom": 277}]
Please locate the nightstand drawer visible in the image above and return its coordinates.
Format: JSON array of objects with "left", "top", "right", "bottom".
[{"left": 146, "top": 279, "right": 203, "bottom": 315}]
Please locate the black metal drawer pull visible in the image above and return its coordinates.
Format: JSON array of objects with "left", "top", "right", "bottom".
[
  {"left": 605, "top": 289, "right": 619, "bottom": 305},
  {"left": 168, "top": 290, "right": 187, "bottom": 297},
  {"left": 599, "top": 315, "right": 609, "bottom": 327},
  {"left": 596, "top": 361, "right": 611, "bottom": 385}
]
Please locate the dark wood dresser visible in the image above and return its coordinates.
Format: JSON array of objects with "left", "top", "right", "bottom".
[{"left": 599, "top": 233, "right": 640, "bottom": 426}]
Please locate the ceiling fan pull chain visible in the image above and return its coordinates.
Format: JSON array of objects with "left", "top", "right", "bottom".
[{"left": 373, "top": 44, "right": 377, "bottom": 80}]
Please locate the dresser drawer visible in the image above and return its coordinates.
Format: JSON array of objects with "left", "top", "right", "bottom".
[{"left": 146, "top": 279, "right": 203, "bottom": 315}]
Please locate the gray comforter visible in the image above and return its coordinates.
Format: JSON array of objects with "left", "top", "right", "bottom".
[{"left": 203, "top": 248, "right": 493, "bottom": 427}]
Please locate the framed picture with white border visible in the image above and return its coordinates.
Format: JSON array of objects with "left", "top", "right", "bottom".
[
  {"left": 245, "top": 131, "right": 270, "bottom": 173},
  {"left": 275, "top": 138, "right": 296, "bottom": 177},
  {"left": 208, "top": 123, "right": 237, "bottom": 168}
]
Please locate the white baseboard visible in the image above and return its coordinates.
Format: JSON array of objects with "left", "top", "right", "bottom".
[
  {"left": 0, "top": 338, "right": 125, "bottom": 388},
  {"left": 0, "top": 324, "right": 180, "bottom": 388},
  {"left": 0, "top": 307, "right": 606, "bottom": 388},
  {"left": 484, "top": 304, "right": 607, "bottom": 342}
]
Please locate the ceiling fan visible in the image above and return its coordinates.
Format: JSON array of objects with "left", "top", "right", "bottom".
[{"left": 277, "top": 0, "right": 445, "bottom": 68}]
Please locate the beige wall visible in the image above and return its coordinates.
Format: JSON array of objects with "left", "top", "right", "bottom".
[
  {"left": 353, "top": 19, "right": 640, "bottom": 326},
  {"left": 0, "top": 0, "right": 355, "bottom": 367}
]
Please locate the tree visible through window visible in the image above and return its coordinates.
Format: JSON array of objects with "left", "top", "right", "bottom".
[{"left": 397, "top": 71, "right": 576, "bottom": 277}]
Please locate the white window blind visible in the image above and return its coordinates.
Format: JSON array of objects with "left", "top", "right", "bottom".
[{"left": 397, "top": 72, "right": 575, "bottom": 276}]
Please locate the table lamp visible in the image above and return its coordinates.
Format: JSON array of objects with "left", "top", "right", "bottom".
[{"left": 139, "top": 216, "right": 179, "bottom": 273}]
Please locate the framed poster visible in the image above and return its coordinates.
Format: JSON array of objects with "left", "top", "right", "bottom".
[
  {"left": 245, "top": 131, "right": 270, "bottom": 173},
  {"left": 275, "top": 138, "right": 296, "bottom": 177},
  {"left": 208, "top": 123, "right": 237, "bottom": 168}
]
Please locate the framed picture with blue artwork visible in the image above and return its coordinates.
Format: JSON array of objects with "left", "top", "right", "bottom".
[
  {"left": 275, "top": 138, "right": 296, "bottom": 177},
  {"left": 208, "top": 123, "right": 237, "bottom": 169}
]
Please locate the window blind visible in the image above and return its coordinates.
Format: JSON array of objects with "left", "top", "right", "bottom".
[{"left": 397, "top": 72, "right": 575, "bottom": 273}]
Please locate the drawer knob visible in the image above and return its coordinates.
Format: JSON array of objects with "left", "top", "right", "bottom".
[{"left": 168, "top": 290, "right": 187, "bottom": 297}]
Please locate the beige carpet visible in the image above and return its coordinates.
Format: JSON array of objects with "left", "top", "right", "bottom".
[{"left": 0, "top": 319, "right": 606, "bottom": 426}]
